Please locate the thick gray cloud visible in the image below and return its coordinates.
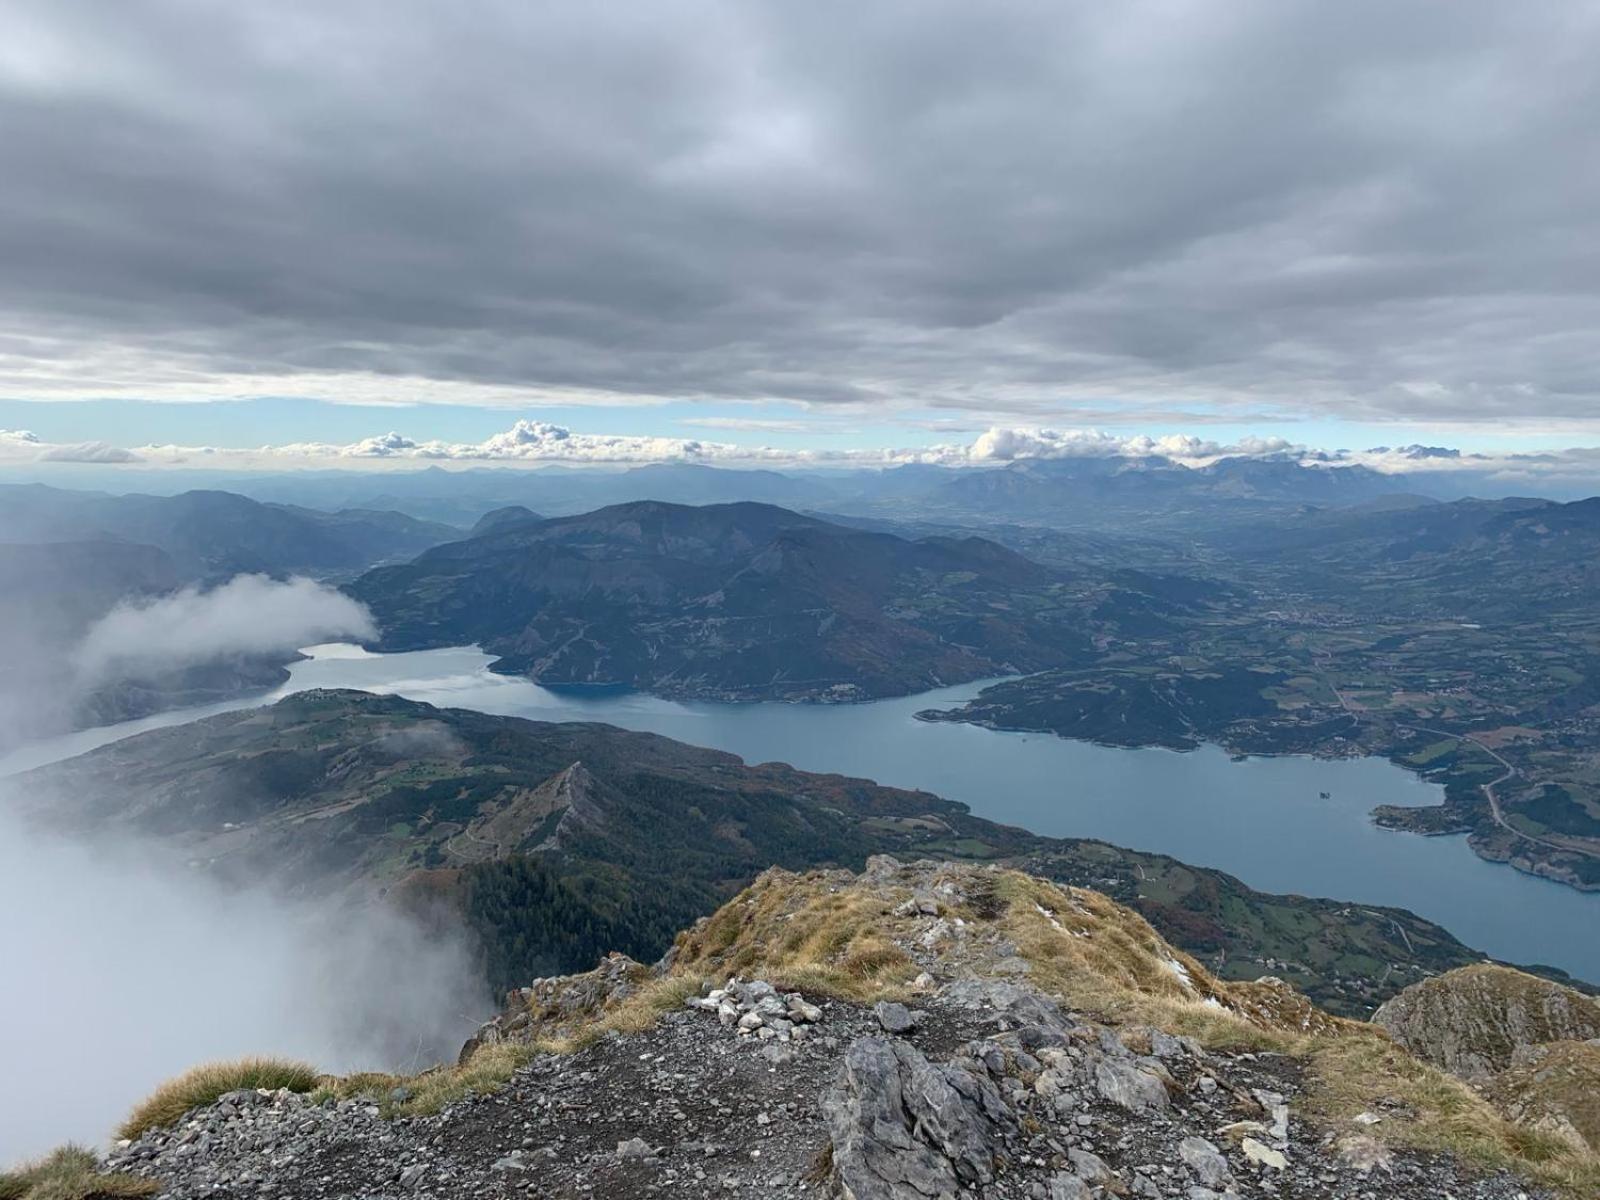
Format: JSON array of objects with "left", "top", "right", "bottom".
[{"left": 2, "top": 1, "right": 1600, "bottom": 425}]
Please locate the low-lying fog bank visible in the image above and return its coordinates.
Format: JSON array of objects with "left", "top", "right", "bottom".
[{"left": 0, "top": 808, "right": 490, "bottom": 1161}]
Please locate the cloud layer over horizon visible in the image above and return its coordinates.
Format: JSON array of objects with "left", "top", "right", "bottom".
[
  {"left": 3, "top": 2, "right": 1600, "bottom": 433},
  {"left": 6, "top": 419, "right": 1600, "bottom": 495}
]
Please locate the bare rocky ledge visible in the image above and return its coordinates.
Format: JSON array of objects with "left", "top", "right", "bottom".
[{"left": 101, "top": 857, "right": 1582, "bottom": 1200}]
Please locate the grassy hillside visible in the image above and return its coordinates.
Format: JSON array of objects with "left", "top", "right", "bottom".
[
  {"left": 347, "top": 500, "right": 1109, "bottom": 699},
  {"left": 14, "top": 689, "right": 1574, "bottom": 1014}
]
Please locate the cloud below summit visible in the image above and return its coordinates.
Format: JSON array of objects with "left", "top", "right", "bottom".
[{"left": 72, "top": 576, "right": 377, "bottom": 685}]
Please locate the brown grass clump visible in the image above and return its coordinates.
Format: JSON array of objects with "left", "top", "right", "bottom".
[
  {"left": 377, "top": 977, "right": 711, "bottom": 1118},
  {"left": 384, "top": 1042, "right": 537, "bottom": 1118},
  {"left": 985, "top": 871, "right": 1342, "bottom": 1051},
  {"left": 1306, "top": 1034, "right": 1600, "bottom": 1198},
  {"left": 666, "top": 864, "right": 1320, "bottom": 1051},
  {"left": 669, "top": 868, "right": 920, "bottom": 1001},
  {"left": 1482, "top": 1040, "right": 1600, "bottom": 1155},
  {"left": 0, "top": 1144, "right": 157, "bottom": 1200},
  {"left": 981, "top": 869, "right": 1600, "bottom": 1195},
  {"left": 194, "top": 860, "right": 1599, "bottom": 1195},
  {"left": 118, "top": 1057, "right": 320, "bottom": 1141}
]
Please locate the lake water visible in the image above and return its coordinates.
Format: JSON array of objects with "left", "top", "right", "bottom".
[{"left": 5, "top": 643, "right": 1595, "bottom": 983}]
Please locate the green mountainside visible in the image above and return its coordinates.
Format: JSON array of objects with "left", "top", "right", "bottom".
[
  {"left": 14, "top": 689, "right": 1582, "bottom": 1015},
  {"left": 927, "top": 494, "right": 1600, "bottom": 891},
  {"left": 347, "top": 500, "right": 1103, "bottom": 699}
]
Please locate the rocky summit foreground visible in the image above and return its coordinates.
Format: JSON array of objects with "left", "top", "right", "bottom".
[{"left": 103, "top": 859, "right": 1594, "bottom": 1199}]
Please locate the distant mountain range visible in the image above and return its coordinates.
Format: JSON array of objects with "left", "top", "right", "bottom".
[
  {"left": 3, "top": 453, "right": 1531, "bottom": 530},
  {"left": 348, "top": 500, "right": 1099, "bottom": 699},
  {"left": 0, "top": 484, "right": 462, "bottom": 581},
  {"left": 846, "top": 455, "right": 1430, "bottom": 531},
  {"left": 63, "top": 463, "right": 843, "bottom": 526},
  {"left": 1219, "top": 493, "right": 1600, "bottom": 619},
  {"left": 0, "top": 486, "right": 464, "bottom": 745}
]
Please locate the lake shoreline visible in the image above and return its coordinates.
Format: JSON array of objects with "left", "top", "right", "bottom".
[{"left": 6, "top": 642, "right": 1596, "bottom": 984}]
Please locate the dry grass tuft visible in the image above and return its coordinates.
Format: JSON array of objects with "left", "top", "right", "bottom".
[
  {"left": 0, "top": 1144, "right": 157, "bottom": 1200},
  {"left": 982, "top": 870, "right": 1600, "bottom": 1194},
  {"left": 1305, "top": 1034, "right": 1600, "bottom": 1197},
  {"left": 669, "top": 869, "right": 920, "bottom": 1001},
  {"left": 363, "top": 972, "right": 714, "bottom": 1120},
  {"left": 118, "top": 1057, "right": 320, "bottom": 1141},
  {"left": 534, "top": 973, "right": 714, "bottom": 1055},
  {"left": 1484, "top": 1040, "right": 1600, "bottom": 1154},
  {"left": 384, "top": 1042, "right": 537, "bottom": 1118},
  {"left": 986, "top": 872, "right": 1328, "bottom": 1051}
]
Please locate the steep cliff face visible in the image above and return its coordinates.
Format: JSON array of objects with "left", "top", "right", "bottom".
[
  {"left": 94, "top": 860, "right": 1600, "bottom": 1199},
  {"left": 1373, "top": 964, "right": 1600, "bottom": 1079},
  {"left": 1375, "top": 964, "right": 1600, "bottom": 1155}
]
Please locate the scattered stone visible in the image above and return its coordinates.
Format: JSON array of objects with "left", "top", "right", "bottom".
[
  {"left": 101, "top": 861, "right": 1554, "bottom": 1200},
  {"left": 1178, "top": 1136, "right": 1233, "bottom": 1189},
  {"left": 1217, "top": 1119, "right": 1269, "bottom": 1142},
  {"left": 1240, "top": 1136, "right": 1288, "bottom": 1170},
  {"left": 1094, "top": 1058, "right": 1169, "bottom": 1112},
  {"left": 1335, "top": 1133, "right": 1394, "bottom": 1173},
  {"left": 1253, "top": 1087, "right": 1290, "bottom": 1144},
  {"left": 1049, "top": 1171, "right": 1092, "bottom": 1200},
  {"left": 1067, "top": 1147, "right": 1114, "bottom": 1184},
  {"left": 787, "top": 997, "right": 823, "bottom": 1023},
  {"left": 873, "top": 1000, "right": 918, "bottom": 1034}
]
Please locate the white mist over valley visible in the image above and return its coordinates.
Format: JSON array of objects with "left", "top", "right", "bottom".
[{"left": 0, "top": 579, "right": 486, "bottom": 1161}]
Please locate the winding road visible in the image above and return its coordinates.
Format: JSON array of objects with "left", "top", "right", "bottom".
[
  {"left": 1393, "top": 722, "right": 1588, "bottom": 859},
  {"left": 1315, "top": 658, "right": 1574, "bottom": 856}
]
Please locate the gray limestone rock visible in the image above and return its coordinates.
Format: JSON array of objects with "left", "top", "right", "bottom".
[
  {"left": 822, "top": 1036, "right": 1014, "bottom": 1199},
  {"left": 1093, "top": 1058, "right": 1170, "bottom": 1112}
]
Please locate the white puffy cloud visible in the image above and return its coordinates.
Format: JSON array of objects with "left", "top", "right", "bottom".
[
  {"left": 252, "top": 420, "right": 1317, "bottom": 469},
  {"left": 961, "top": 427, "right": 1298, "bottom": 463},
  {"left": 34, "top": 439, "right": 142, "bottom": 463},
  {"left": 319, "top": 420, "right": 757, "bottom": 465},
  {"left": 73, "top": 576, "right": 377, "bottom": 685},
  {"left": 5, "top": 418, "right": 1600, "bottom": 489},
  {"left": 0, "top": 419, "right": 1325, "bottom": 469}
]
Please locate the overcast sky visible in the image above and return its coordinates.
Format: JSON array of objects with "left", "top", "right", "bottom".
[{"left": 3, "top": 1, "right": 1600, "bottom": 463}]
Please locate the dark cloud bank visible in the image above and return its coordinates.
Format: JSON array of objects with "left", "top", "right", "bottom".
[{"left": 3, "top": 1, "right": 1600, "bottom": 424}]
